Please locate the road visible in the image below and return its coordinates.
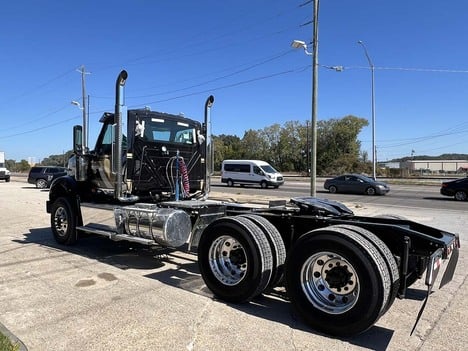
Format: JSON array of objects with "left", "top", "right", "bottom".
[
  {"left": 211, "top": 177, "right": 468, "bottom": 211},
  {"left": 0, "top": 177, "right": 467, "bottom": 351}
]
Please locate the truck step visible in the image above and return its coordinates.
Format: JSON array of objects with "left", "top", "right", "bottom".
[{"left": 76, "top": 225, "right": 156, "bottom": 245}]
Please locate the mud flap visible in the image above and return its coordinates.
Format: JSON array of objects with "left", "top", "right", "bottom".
[
  {"left": 439, "top": 236, "right": 460, "bottom": 289},
  {"left": 411, "top": 240, "right": 460, "bottom": 335}
]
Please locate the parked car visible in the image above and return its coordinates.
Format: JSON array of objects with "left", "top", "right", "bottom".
[
  {"left": 28, "top": 166, "right": 68, "bottom": 189},
  {"left": 440, "top": 177, "right": 468, "bottom": 201},
  {"left": 323, "top": 174, "right": 390, "bottom": 195}
]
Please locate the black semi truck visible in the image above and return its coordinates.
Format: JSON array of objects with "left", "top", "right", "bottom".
[{"left": 46, "top": 70, "right": 459, "bottom": 337}]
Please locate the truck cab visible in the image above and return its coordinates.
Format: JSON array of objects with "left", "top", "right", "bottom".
[{"left": 68, "top": 108, "right": 209, "bottom": 202}]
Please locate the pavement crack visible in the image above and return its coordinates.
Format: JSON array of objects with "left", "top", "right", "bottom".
[{"left": 186, "top": 298, "right": 213, "bottom": 351}]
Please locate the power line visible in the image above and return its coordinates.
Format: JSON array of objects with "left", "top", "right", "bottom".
[
  {"left": 0, "top": 115, "right": 80, "bottom": 140},
  {"left": 322, "top": 64, "right": 468, "bottom": 74}
]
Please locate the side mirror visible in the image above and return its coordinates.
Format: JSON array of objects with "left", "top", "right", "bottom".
[{"left": 73, "top": 125, "right": 83, "bottom": 154}]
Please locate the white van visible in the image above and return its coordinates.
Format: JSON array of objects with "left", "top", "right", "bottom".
[{"left": 221, "top": 160, "right": 284, "bottom": 189}]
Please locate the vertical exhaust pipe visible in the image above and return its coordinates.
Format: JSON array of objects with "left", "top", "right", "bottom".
[
  {"left": 203, "top": 95, "right": 214, "bottom": 197},
  {"left": 113, "top": 70, "right": 128, "bottom": 200}
]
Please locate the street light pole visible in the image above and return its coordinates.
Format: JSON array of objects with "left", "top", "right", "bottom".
[
  {"left": 357, "top": 40, "right": 376, "bottom": 180},
  {"left": 291, "top": 0, "right": 319, "bottom": 197}
]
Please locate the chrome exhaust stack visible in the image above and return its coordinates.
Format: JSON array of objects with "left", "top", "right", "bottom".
[
  {"left": 112, "top": 70, "right": 135, "bottom": 202},
  {"left": 203, "top": 95, "right": 214, "bottom": 198}
]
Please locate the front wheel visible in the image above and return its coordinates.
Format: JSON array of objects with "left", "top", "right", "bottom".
[
  {"left": 285, "top": 226, "right": 391, "bottom": 337},
  {"left": 50, "top": 197, "right": 77, "bottom": 245},
  {"left": 328, "top": 185, "right": 337, "bottom": 194},
  {"left": 365, "top": 187, "right": 376, "bottom": 195},
  {"left": 260, "top": 181, "right": 268, "bottom": 189}
]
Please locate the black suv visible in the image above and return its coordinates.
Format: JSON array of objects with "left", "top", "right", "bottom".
[{"left": 27, "top": 166, "right": 68, "bottom": 189}]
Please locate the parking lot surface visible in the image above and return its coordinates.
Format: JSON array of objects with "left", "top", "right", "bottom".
[{"left": 0, "top": 178, "right": 467, "bottom": 350}]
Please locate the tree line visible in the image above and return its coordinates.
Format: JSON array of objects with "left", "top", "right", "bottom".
[{"left": 213, "top": 115, "right": 371, "bottom": 175}]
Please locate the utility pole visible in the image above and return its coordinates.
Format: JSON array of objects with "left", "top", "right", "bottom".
[
  {"left": 78, "top": 65, "right": 90, "bottom": 153},
  {"left": 306, "top": 120, "right": 310, "bottom": 176},
  {"left": 310, "top": 0, "right": 319, "bottom": 196},
  {"left": 357, "top": 41, "right": 376, "bottom": 180}
]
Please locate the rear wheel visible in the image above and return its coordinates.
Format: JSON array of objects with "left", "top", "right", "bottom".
[
  {"left": 50, "top": 197, "right": 77, "bottom": 245},
  {"left": 331, "top": 224, "right": 399, "bottom": 314},
  {"left": 239, "top": 214, "right": 286, "bottom": 290},
  {"left": 198, "top": 216, "right": 273, "bottom": 302},
  {"left": 36, "top": 178, "right": 48, "bottom": 189},
  {"left": 286, "top": 226, "right": 391, "bottom": 337},
  {"left": 454, "top": 190, "right": 467, "bottom": 201},
  {"left": 227, "top": 179, "right": 234, "bottom": 187}
]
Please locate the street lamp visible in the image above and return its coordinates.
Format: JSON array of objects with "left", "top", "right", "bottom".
[
  {"left": 71, "top": 100, "right": 82, "bottom": 109},
  {"left": 291, "top": 0, "right": 319, "bottom": 197},
  {"left": 357, "top": 40, "right": 376, "bottom": 180}
]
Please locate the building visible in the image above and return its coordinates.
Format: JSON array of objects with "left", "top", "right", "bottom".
[{"left": 402, "top": 159, "right": 468, "bottom": 174}]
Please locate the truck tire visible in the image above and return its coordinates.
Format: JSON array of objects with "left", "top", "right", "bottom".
[
  {"left": 285, "top": 226, "right": 391, "bottom": 337},
  {"left": 5, "top": 177, "right": 10, "bottom": 182},
  {"left": 260, "top": 180, "right": 268, "bottom": 189},
  {"left": 198, "top": 216, "right": 273, "bottom": 303},
  {"left": 50, "top": 197, "right": 77, "bottom": 245},
  {"left": 239, "top": 214, "right": 286, "bottom": 290},
  {"left": 227, "top": 179, "right": 234, "bottom": 187},
  {"left": 331, "top": 224, "right": 400, "bottom": 314},
  {"left": 36, "top": 178, "right": 48, "bottom": 189}
]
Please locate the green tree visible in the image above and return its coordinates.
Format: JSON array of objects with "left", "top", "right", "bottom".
[
  {"left": 212, "top": 135, "right": 242, "bottom": 170},
  {"left": 277, "top": 121, "right": 304, "bottom": 172},
  {"left": 18, "top": 160, "right": 31, "bottom": 172},
  {"left": 6, "top": 159, "right": 16, "bottom": 171},
  {"left": 259, "top": 123, "right": 281, "bottom": 167},
  {"left": 316, "top": 115, "right": 368, "bottom": 175},
  {"left": 241, "top": 129, "right": 268, "bottom": 160},
  {"left": 41, "top": 151, "right": 73, "bottom": 167}
]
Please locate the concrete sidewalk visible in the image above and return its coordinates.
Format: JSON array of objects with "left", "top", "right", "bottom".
[{"left": 0, "top": 180, "right": 466, "bottom": 351}]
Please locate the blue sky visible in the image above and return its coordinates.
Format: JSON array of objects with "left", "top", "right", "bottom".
[{"left": 1, "top": 0, "right": 468, "bottom": 163}]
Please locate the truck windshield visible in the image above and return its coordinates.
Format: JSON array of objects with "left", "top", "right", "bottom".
[{"left": 144, "top": 118, "right": 195, "bottom": 145}]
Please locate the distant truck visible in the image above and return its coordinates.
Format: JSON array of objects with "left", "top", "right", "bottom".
[{"left": 0, "top": 151, "right": 11, "bottom": 182}]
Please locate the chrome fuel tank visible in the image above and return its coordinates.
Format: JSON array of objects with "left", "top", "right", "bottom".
[{"left": 115, "top": 204, "right": 191, "bottom": 248}]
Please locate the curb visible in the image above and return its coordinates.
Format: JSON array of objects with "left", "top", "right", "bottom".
[{"left": 0, "top": 322, "right": 28, "bottom": 351}]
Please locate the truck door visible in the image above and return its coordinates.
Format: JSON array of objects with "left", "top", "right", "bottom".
[{"left": 90, "top": 120, "right": 125, "bottom": 190}]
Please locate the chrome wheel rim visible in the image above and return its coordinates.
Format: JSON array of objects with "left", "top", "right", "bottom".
[
  {"left": 300, "top": 251, "right": 360, "bottom": 314},
  {"left": 53, "top": 206, "right": 68, "bottom": 237},
  {"left": 209, "top": 235, "right": 247, "bottom": 286}
]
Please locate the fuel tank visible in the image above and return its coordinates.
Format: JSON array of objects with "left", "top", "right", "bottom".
[{"left": 115, "top": 204, "right": 191, "bottom": 248}]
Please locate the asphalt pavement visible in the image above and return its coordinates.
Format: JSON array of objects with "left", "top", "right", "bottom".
[{"left": 0, "top": 177, "right": 467, "bottom": 351}]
